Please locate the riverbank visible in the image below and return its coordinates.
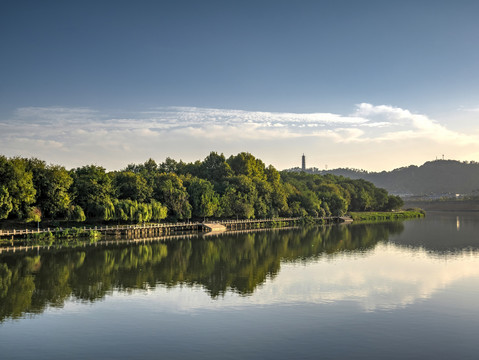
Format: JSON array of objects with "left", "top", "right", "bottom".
[
  {"left": 0, "top": 217, "right": 343, "bottom": 246},
  {"left": 0, "top": 212, "right": 424, "bottom": 248},
  {"left": 348, "top": 210, "right": 425, "bottom": 221}
]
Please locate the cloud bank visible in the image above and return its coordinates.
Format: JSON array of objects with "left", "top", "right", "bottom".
[{"left": 1, "top": 104, "right": 478, "bottom": 170}]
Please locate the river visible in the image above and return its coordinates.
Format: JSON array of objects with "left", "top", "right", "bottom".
[{"left": 1, "top": 212, "right": 479, "bottom": 359}]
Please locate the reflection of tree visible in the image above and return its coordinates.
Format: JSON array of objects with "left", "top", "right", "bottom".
[{"left": 0, "top": 222, "right": 404, "bottom": 321}]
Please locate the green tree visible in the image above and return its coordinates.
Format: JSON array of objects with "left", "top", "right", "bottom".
[
  {"left": 113, "top": 171, "right": 151, "bottom": 203},
  {"left": 71, "top": 165, "right": 114, "bottom": 219},
  {"left": 0, "top": 156, "right": 36, "bottom": 218},
  {"left": 219, "top": 176, "right": 257, "bottom": 219},
  {"left": 322, "top": 193, "right": 348, "bottom": 216},
  {"left": 26, "top": 159, "right": 73, "bottom": 218},
  {"left": 159, "top": 157, "right": 179, "bottom": 174},
  {"left": 125, "top": 158, "right": 158, "bottom": 188},
  {"left": 227, "top": 152, "right": 266, "bottom": 180},
  {"left": 68, "top": 205, "right": 86, "bottom": 222},
  {"left": 384, "top": 195, "right": 404, "bottom": 211},
  {"left": 0, "top": 186, "right": 13, "bottom": 220},
  {"left": 153, "top": 173, "right": 192, "bottom": 220},
  {"left": 150, "top": 200, "right": 168, "bottom": 222},
  {"left": 198, "top": 152, "right": 232, "bottom": 184},
  {"left": 373, "top": 187, "right": 389, "bottom": 210},
  {"left": 184, "top": 177, "right": 219, "bottom": 219},
  {"left": 25, "top": 207, "right": 42, "bottom": 228},
  {"left": 264, "top": 165, "right": 289, "bottom": 215},
  {"left": 253, "top": 178, "right": 273, "bottom": 218}
]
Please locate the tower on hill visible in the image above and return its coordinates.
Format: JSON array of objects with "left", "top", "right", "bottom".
[{"left": 302, "top": 154, "right": 306, "bottom": 171}]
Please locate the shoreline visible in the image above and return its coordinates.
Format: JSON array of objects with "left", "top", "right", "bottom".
[
  {"left": 0, "top": 211, "right": 424, "bottom": 249},
  {"left": 0, "top": 217, "right": 338, "bottom": 245},
  {"left": 349, "top": 210, "right": 425, "bottom": 222}
]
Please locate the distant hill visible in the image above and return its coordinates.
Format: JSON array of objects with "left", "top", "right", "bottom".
[{"left": 286, "top": 160, "right": 479, "bottom": 196}]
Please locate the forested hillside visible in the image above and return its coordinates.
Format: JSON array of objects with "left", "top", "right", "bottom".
[
  {"left": 291, "top": 160, "right": 479, "bottom": 195},
  {"left": 0, "top": 152, "right": 403, "bottom": 223}
]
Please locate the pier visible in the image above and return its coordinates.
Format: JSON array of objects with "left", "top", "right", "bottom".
[{"left": 203, "top": 223, "right": 227, "bottom": 232}]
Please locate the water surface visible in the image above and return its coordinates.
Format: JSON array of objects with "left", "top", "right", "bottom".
[{"left": 1, "top": 212, "right": 479, "bottom": 359}]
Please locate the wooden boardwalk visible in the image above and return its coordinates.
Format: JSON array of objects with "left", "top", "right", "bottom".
[
  {"left": 0, "top": 225, "right": 303, "bottom": 254},
  {"left": 203, "top": 223, "right": 227, "bottom": 232},
  {"left": 0, "top": 216, "right": 347, "bottom": 239},
  {"left": 0, "top": 222, "right": 202, "bottom": 237}
]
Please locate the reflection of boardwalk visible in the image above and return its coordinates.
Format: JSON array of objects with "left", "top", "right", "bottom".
[{"left": 0, "top": 226, "right": 301, "bottom": 254}]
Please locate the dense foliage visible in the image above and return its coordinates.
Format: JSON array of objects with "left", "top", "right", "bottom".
[
  {"left": 0, "top": 152, "right": 403, "bottom": 223},
  {"left": 293, "top": 159, "right": 479, "bottom": 195}
]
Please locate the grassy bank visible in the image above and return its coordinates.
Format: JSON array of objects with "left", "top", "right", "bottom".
[{"left": 349, "top": 210, "right": 425, "bottom": 221}]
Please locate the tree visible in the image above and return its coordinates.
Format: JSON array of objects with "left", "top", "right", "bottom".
[
  {"left": 184, "top": 177, "right": 219, "bottom": 219},
  {"left": 373, "top": 187, "right": 389, "bottom": 210},
  {"left": 322, "top": 193, "right": 348, "bottom": 216},
  {"left": 125, "top": 158, "right": 158, "bottom": 186},
  {"left": 71, "top": 165, "right": 113, "bottom": 219},
  {"left": 198, "top": 152, "right": 232, "bottom": 184},
  {"left": 288, "top": 190, "right": 321, "bottom": 217},
  {"left": 68, "top": 205, "right": 86, "bottom": 222},
  {"left": 153, "top": 173, "right": 192, "bottom": 220},
  {"left": 219, "top": 187, "right": 255, "bottom": 219},
  {"left": 26, "top": 159, "right": 73, "bottom": 219},
  {"left": 219, "top": 176, "right": 257, "bottom": 219},
  {"left": 384, "top": 195, "right": 404, "bottom": 211},
  {"left": 26, "top": 207, "right": 42, "bottom": 229},
  {"left": 0, "top": 186, "right": 13, "bottom": 220},
  {"left": 253, "top": 178, "right": 273, "bottom": 218},
  {"left": 265, "top": 166, "right": 288, "bottom": 216},
  {"left": 150, "top": 200, "right": 168, "bottom": 222},
  {"left": 113, "top": 171, "right": 151, "bottom": 203},
  {"left": 227, "top": 152, "right": 266, "bottom": 180},
  {"left": 159, "top": 157, "right": 179, "bottom": 174},
  {"left": 0, "top": 156, "right": 36, "bottom": 218}
]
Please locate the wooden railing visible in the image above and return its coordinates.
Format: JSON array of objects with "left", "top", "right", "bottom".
[{"left": 0, "top": 216, "right": 347, "bottom": 237}]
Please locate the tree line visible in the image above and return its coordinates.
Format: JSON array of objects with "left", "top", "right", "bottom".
[
  {"left": 0, "top": 152, "right": 403, "bottom": 223},
  {"left": 293, "top": 159, "right": 479, "bottom": 196}
]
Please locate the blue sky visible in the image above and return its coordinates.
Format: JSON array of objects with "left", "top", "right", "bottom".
[{"left": 1, "top": 0, "right": 479, "bottom": 171}]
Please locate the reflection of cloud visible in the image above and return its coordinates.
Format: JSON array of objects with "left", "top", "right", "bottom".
[
  {"left": 126, "top": 243, "right": 479, "bottom": 313},
  {"left": 1, "top": 104, "right": 479, "bottom": 169}
]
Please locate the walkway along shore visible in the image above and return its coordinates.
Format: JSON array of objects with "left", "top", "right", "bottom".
[
  {"left": 0, "top": 216, "right": 351, "bottom": 240},
  {"left": 0, "top": 225, "right": 305, "bottom": 254}
]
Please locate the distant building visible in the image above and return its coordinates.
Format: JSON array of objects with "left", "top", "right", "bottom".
[{"left": 302, "top": 154, "right": 306, "bottom": 171}]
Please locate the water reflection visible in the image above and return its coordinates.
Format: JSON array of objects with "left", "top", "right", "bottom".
[
  {"left": 270, "top": 244, "right": 479, "bottom": 312},
  {"left": 1, "top": 215, "right": 479, "bottom": 322}
]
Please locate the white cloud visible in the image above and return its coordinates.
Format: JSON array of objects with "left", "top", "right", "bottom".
[
  {"left": 459, "top": 106, "right": 479, "bottom": 112},
  {"left": 354, "top": 103, "right": 479, "bottom": 145},
  {"left": 1, "top": 104, "right": 479, "bottom": 170}
]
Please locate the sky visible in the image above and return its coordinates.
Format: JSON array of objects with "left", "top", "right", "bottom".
[{"left": 1, "top": 0, "right": 479, "bottom": 171}]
